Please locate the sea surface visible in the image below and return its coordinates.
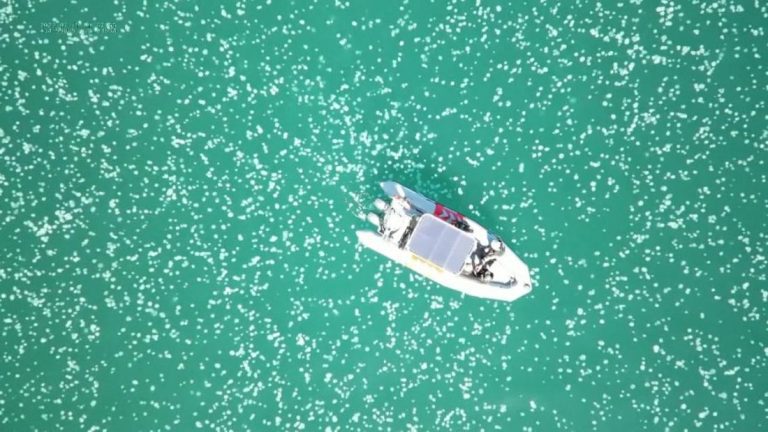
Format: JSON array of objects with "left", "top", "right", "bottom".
[{"left": 1, "top": 1, "right": 766, "bottom": 431}]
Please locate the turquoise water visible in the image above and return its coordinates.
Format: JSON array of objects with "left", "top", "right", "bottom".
[{"left": 1, "top": 0, "right": 766, "bottom": 430}]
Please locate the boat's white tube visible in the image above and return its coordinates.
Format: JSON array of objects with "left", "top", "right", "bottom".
[{"left": 357, "top": 230, "right": 532, "bottom": 302}]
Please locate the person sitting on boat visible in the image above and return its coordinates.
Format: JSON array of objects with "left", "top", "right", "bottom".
[
  {"left": 392, "top": 195, "right": 411, "bottom": 211},
  {"left": 470, "top": 247, "right": 494, "bottom": 278},
  {"left": 382, "top": 197, "right": 413, "bottom": 241},
  {"left": 476, "top": 237, "right": 502, "bottom": 262},
  {"left": 455, "top": 219, "right": 472, "bottom": 232},
  {"left": 470, "top": 236, "right": 504, "bottom": 281},
  {"left": 489, "top": 235, "right": 505, "bottom": 254},
  {"left": 476, "top": 258, "right": 496, "bottom": 282}
]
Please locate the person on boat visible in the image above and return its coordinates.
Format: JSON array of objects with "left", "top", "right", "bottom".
[
  {"left": 475, "top": 258, "right": 496, "bottom": 282},
  {"left": 489, "top": 235, "right": 505, "bottom": 254},
  {"left": 455, "top": 218, "right": 472, "bottom": 232},
  {"left": 470, "top": 235, "right": 504, "bottom": 281},
  {"left": 476, "top": 236, "right": 503, "bottom": 262},
  {"left": 471, "top": 248, "right": 493, "bottom": 279},
  {"left": 397, "top": 216, "right": 418, "bottom": 249},
  {"left": 382, "top": 197, "right": 413, "bottom": 242}
]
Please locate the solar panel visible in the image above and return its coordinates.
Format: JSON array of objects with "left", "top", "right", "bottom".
[{"left": 406, "top": 214, "right": 476, "bottom": 274}]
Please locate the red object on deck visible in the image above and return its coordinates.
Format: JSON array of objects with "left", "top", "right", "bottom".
[{"left": 434, "top": 203, "right": 465, "bottom": 225}]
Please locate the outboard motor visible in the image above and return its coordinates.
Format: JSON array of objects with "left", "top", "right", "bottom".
[
  {"left": 366, "top": 213, "right": 381, "bottom": 227},
  {"left": 374, "top": 198, "right": 389, "bottom": 212}
]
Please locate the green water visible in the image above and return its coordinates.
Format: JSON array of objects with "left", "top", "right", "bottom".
[{"left": 1, "top": 0, "right": 766, "bottom": 430}]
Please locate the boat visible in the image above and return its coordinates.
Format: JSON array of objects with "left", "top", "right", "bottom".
[{"left": 356, "top": 181, "right": 532, "bottom": 302}]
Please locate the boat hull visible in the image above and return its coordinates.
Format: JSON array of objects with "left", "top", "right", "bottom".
[{"left": 357, "top": 230, "right": 532, "bottom": 302}]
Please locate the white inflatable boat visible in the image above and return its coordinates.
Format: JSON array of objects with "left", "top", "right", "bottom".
[{"left": 357, "top": 181, "right": 532, "bottom": 302}]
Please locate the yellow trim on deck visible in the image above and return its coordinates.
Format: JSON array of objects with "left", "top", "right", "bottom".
[{"left": 409, "top": 254, "right": 444, "bottom": 274}]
